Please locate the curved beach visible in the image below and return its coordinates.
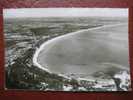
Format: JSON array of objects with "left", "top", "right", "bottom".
[{"left": 33, "top": 23, "right": 129, "bottom": 77}]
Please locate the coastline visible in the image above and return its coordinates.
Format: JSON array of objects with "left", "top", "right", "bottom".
[{"left": 32, "top": 23, "right": 128, "bottom": 77}]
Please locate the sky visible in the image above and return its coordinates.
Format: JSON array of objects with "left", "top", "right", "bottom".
[{"left": 3, "top": 8, "right": 128, "bottom": 18}]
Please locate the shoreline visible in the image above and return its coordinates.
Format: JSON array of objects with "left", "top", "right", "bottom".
[{"left": 32, "top": 23, "right": 128, "bottom": 78}]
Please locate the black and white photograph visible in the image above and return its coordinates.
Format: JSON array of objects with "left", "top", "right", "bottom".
[{"left": 4, "top": 8, "right": 131, "bottom": 91}]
